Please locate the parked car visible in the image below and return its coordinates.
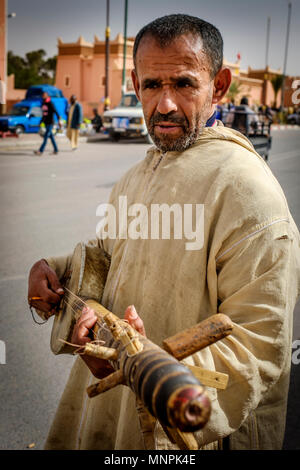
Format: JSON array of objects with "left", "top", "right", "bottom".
[
  {"left": 0, "top": 84, "right": 68, "bottom": 135},
  {"left": 103, "top": 93, "right": 152, "bottom": 143},
  {"left": 287, "top": 110, "right": 300, "bottom": 125}
]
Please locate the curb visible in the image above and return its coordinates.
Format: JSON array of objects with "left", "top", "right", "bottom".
[
  {"left": 271, "top": 125, "right": 300, "bottom": 131},
  {"left": 0, "top": 136, "right": 88, "bottom": 150}
]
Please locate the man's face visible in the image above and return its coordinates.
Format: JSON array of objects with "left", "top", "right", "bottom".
[{"left": 132, "top": 34, "right": 216, "bottom": 152}]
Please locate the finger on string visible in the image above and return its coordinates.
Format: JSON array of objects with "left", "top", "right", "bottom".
[
  {"left": 62, "top": 297, "right": 92, "bottom": 323},
  {"left": 77, "top": 311, "right": 98, "bottom": 329},
  {"left": 63, "top": 290, "right": 89, "bottom": 313},
  {"left": 77, "top": 317, "right": 98, "bottom": 339},
  {"left": 58, "top": 297, "right": 79, "bottom": 320}
]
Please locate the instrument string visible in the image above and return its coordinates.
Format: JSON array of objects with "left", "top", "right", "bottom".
[
  {"left": 61, "top": 288, "right": 110, "bottom": 337},
  {"left": 30, "top": 285, "right": 139, "bottom": 354},
  {"left": 61, "top": 289, "right": 139, "bottom": 353}
]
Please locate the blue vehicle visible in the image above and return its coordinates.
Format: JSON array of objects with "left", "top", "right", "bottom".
[{"left": 0, "top": 85, "right": 68, "bottom": 134}]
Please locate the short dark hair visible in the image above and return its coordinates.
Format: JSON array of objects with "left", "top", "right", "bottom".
[
  {"left": 133, "top": 14, "right": 223, "bottom": 77},
  {"left": 240, "top": 96, "right": 249, "bottom": 105}
]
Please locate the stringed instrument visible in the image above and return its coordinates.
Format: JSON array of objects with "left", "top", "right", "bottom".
[{"left": 37, "top": 241, "right": 233, "bottom": 450}]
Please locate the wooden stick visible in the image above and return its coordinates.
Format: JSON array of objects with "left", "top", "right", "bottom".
[
  {"left": 165, "top": 427, "right": 198, "bottom": 451},
  {"left": 163, "top": 313, "right": 233, "bottom": 361},
  {"left": 136, "top": 399, "right": 156, "bottom": 450},
  {"left": 87, "top": 369, "right": 125, "bottom": 398},
  {"left": 83, "top": 343, "right": 118, "bottom": 361},
  {"left": 185, "top": 365, "right": 229, "bottom": 390}
]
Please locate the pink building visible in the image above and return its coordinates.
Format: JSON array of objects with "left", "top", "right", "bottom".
[
  {"left": 55, "top": 34, "right": 134, "bottom": 117},
  {"left": 54, "top": 33, "right": 298, "bottom": 116}
]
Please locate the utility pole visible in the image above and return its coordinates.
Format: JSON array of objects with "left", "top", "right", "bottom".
[
  {"left": 104, "top": 0, "right": 110, "bottom": 111},
  {"left": 122, "top": 0, "right": 128, "bottom": 96},
  {"left": 280, "top": 1, "right": 292, "bottom": 110},
  {"left": 265, "top": 16, "right": 271, "bottom": 68}
]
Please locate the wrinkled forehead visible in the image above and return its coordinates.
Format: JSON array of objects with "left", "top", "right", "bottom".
[{"left": 135, "top": 33, "right": 210, "bottom": 76}]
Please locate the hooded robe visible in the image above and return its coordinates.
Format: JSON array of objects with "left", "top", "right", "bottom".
[{"left": 44, "top": 123, "right": 300, "bottom": 450}]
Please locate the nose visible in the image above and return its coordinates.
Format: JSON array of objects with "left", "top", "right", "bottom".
[{"left": 156, "top": 89, "right": 178, "bottom": 115}]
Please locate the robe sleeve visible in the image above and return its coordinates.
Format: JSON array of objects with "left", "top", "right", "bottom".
[{"left": 190, "top": 219, "right": 300, "bottom": 446}]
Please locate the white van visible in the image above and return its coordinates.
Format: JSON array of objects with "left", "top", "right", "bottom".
[{"left": 103, "top": 93, "right": 152, "bottom": 143}]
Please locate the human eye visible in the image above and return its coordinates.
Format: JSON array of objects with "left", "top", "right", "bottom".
[
  {"left": 176, "top": 77, "right": 194, "bottom": 89},
  {"left": 142, "top": 79, "right": 161, "bottom": 90}
]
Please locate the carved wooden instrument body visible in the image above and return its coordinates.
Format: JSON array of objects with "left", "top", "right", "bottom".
[{"left": 46, "top": 242, "right": 233, "bottom": 449}]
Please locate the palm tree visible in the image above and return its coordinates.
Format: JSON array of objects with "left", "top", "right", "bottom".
[
  {"left": 226, "top": 81, "right": 243, "bottom": 105},
  {"left": 270, "top": 75, "right": 284, "bottom": 108}
]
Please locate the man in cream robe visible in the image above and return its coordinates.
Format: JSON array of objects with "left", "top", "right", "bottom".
[
  {"left": 28, "top": 15, "right": 300, "bottom": 450},
  {"left": 43, "top": 122, "right": 300, "bottom": 450}
]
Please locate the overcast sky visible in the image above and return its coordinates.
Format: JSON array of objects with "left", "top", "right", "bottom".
[{"left": 6, "top": 0, "right": 300, "bottom": 76}]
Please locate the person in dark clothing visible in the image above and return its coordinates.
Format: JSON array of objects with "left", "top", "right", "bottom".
[
  {"left": 34, "top": 92, "right": 60, "bottom": 156},
  {"left": 67, "top": 95, "right": 83, "bottom": 150},
  {"left": 91, "top": 108, "right": 103, "bottom": 133}
]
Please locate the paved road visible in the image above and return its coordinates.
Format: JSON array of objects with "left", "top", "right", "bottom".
[{"left": 0, "top": 129, "right": 299, "bottom": 449}]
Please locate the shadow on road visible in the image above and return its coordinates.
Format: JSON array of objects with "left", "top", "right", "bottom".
[{"left": 86, "top": 136, "right": 150, "bottom": 145}]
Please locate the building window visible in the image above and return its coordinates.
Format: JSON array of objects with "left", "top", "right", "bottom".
[{"left": 64, "top": 75, "right": 71, "bottom": 88}]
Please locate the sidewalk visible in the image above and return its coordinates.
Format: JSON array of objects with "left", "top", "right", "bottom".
[
  {"left": 0, "top": 132, "right": 110, "bottom": 152},
  {"left": 0, "top": 132, "right": 88, "bottom": 150},
  {"left": 271, "top": 124, "right": 300, "bottom": 131}
]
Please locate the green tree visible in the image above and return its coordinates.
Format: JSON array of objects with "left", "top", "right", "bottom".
[
  {"left": 270, "top": 74, "right": 284, "bottom": 108},
  {"left": 226, "top": 80, "right": 243, "bottom": 105},
  {"left": 7, "top": 50, "right": 57, "bottom": 89}
]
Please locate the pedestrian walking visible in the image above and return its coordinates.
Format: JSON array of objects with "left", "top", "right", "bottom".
[
  {"left": 67, "top": 95, "right": 83, "bottom": 150},
  {"left": 34, "top": 92, "right": 60, "bottom": 156}
]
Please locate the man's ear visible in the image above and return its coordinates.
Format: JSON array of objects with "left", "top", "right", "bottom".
[
  {"left": 131, "top": 69, "right": 141, "bottom": 101},
  {"left": 212, "top": 67, "right": 231, "bottom": 104}
]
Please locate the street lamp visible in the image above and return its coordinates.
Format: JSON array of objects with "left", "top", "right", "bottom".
[
  {"left": 122, "top": 0, "right": 128, "bottom": 96},
  {"left": 265, "top": 16, "right": 271, "bottom": 68},
  {"left": 280, "top": 1, "right": 292, "bottom": 110},
  {"left": 104, "top": 0, "right": 110, "bottom": 111}
]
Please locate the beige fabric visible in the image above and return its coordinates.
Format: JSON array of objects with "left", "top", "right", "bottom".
[
  {"left": 67, "top": 104, "right": 75, "bottom": 129},
  {"left": 67, "top": 128, "right": 79, "bottom": 149},
  {"left": 67, "top": 104, "right": 79, "bottom": 149},
  {"left": 44, "top": 123, "right": 300, "bottom": 450}
]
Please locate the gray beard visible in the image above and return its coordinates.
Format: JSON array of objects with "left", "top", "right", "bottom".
[
  {"left": 150, "top": 123, "right": 205, "bottom": 153},
  {"left": 147, "top": 113, "right": 209, "bottom": 153}
]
